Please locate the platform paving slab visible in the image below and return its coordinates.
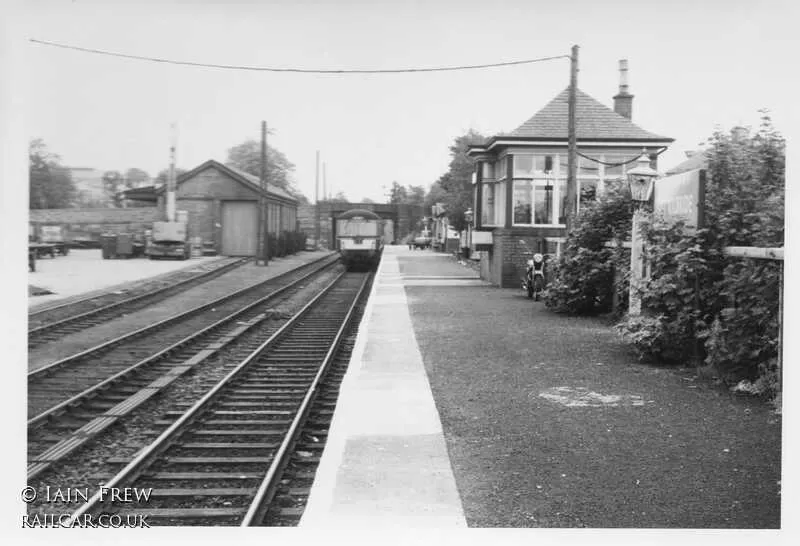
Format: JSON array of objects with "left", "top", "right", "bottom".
[
  {"left": 300, "top": 247, "right": 467, "bottom": 528},
  {"left": 28, "top": 251, "right": 335, "bottom": 372}
]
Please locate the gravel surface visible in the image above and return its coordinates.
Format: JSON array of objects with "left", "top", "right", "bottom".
[
  {"left": 404, "top": 255, "right": 781, "bottom": 529},
  {"left": 26, "top": 265, "right": 344, "bottom": 517},
  {"left": 28, "top": 249, "right": 222, "bottom": 308},
  {"left": 28, "top": 251, "right": 333, "bottom": 370}
]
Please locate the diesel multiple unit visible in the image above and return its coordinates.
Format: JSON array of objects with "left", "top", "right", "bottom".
[{"left": 335, "top": 209, "right": 384, "bottom": 270}]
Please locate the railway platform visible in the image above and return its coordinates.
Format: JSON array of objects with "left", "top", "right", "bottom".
[
  {"left": 303, "top": 246, "right": 781, "bottom": 530},
  {"left": 300, "top": 246, "right": 488, "bottom": 528}
]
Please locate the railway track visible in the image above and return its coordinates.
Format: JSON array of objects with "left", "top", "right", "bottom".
[
  {"left": 28, "top": 254, "right": 340, "bottom": 423},
  {"left": 69, "top": 271, "right": 371, "bottom": 526},
  {"left": 27, "top": 259, "right": 342, "bottom": 480},
  {"left": 28, "top": 257, "right": 249, "bottom": 349}
]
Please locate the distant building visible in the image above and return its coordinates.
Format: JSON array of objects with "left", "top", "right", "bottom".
[
  {"left": 467, "top": 61, "right": 674, "bottom": 287},
  {"left": 665, "top": 150, "right": 708, "bottom": 176},
  {"left": 430, "top": 203, "right": 459, "bottom": 253}
]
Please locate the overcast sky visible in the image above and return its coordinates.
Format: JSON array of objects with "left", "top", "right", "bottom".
[{"left": 13, "top": 0, "right": 798, "bottom": 203}]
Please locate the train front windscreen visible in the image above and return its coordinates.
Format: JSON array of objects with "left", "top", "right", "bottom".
[{"left": 337, "top": 218, "right": 380, "bottom": 237}]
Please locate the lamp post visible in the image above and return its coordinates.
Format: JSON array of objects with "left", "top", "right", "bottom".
[
  {"left": 464, "top": 208, "right": 474, "bottom": 259},
  {"left": 626, "top": 151, "right": 658, "bottom": 316}
]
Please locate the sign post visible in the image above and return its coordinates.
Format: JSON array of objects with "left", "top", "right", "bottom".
[
  {"left": 653, "top": 169, "right": 706, "bottom": 232},
  {"left": 653, "top": 168, "right": 707, "bottom": 363}
]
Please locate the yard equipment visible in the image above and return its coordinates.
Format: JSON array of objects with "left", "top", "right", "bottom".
[
  {"left": 147, "top": 221, "right": 190, "bottom": 260},
  {"left": 36, "top": 225, "right": 69, "bottom": 256}
]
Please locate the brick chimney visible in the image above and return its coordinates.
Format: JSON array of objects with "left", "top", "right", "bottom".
[{"left": 613, "top": 59, "right": 634, "bottom": 119}]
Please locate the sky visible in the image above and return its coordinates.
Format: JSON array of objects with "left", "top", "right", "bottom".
[{"left": 7, "top": 0, "right": 797, "bottom": 203}]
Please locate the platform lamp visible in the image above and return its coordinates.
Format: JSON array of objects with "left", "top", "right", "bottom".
[
  {"left": 626, "top": 150, "right": 658, "bottom": 316},
  {"left": 463, "top": 208, "right": 474, "bottom": 260}
]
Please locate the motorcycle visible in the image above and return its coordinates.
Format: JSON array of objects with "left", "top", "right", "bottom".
[{"left": 522, "top": 252, "right": 546, "bottom": 300}]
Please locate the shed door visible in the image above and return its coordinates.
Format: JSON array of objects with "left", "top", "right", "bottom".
[{"left": 221, "top": 201, "right": 257, "bottom": 256}]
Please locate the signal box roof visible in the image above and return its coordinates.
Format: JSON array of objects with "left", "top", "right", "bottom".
[{"left": 336, "top": 209, "right": 382, "bottom": 220}]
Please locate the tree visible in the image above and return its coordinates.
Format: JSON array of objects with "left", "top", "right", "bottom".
[
  {"left": 405, "top": 185, "right": 426, "bottom": 206},
  {"left": 124, "top": 168, "right": 150, "bottom": 188},
  {"left": 226, "top": 138, "right": 299, "bottom": 196},
  {"left": 153, "top": 167, "right": 188, "bottom": 187},
  {"left": 329, "top": 191, "right": 349, "bottom": 203},
  {"left": 433, "top": 130, "right": 486, "bottom": 232},
  {"left": 29, "top": 139, "right": 77, "bottom": 209},
  {"left": 388, "top": 181, "right": 407, "bottom": 204},
  {"left": 360, "top": 197, "right": 376, "bottom": 204},
  {"left": 388, "top": 182, "right": 425, "bottom": 206},
  {"left": 423, "top": 180, "right": 449, "bottom": 214},
  {"left": 102, "top": 170, "right": 129, "bottom": 207},
  {"left": 704, "top": 113, "right": 785, "bottom": 247}
]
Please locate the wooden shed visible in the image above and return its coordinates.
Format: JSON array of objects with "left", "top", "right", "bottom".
[{"left": 156, "top": 160, "right": 299, "bottom": 256}]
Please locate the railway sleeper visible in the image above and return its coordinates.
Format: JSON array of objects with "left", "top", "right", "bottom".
[
  {"left": 147, "top": 488, "right": 256, "bottom": 498},
  {"left": 107, "top": 507, "right": 245, "bottom": 521},
  {"left": 106, "top": 456, "right": 272, "bottom": 465}
]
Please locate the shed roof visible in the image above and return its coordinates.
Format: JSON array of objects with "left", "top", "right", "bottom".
[
  {"left": 508, "top": 87, "right": 672, "bottom": 141},
  {"left": 222, "top": 163, "right": 298, "bottom": 202},
  {"left": 157, "top": 159, "right": 299, "bottom": 204}
]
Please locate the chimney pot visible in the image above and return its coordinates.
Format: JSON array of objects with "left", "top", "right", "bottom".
[
  {"left": 618, "top": 59, "right": 629, "bottom": 94},
  {"left": 613, "top": 59, "right": 634, "bottom": 119}
]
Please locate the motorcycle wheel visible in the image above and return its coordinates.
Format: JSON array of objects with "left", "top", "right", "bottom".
[
  {"left": 527, "top": 281, "right": 534, "bottom": 299},
  {"left": 533, "top": 276, "right": 544, "bottom": 301}
]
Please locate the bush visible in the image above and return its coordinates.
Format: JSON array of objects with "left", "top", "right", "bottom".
[
  {"left": 704, "top": 259, "right": 781, "bottom": 386},
  {"left": 544, "top": 181, "right": 631, "bottom": 315},
  {"left": 616, "top": 115, "right": 784, "bottom": 392},
  {"left": 616, "top": 220, "right": 724, "bottom": 364},
  {"left": 265, "top": 230, "right": 307, "bottom": 258}
]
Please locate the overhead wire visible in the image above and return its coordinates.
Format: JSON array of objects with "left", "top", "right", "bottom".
[
  {"left": 29, "top": 39, "right": 570, "bottom": 74},
  {"left": 577, "top": 147, "right": 668, "bottom": 167}
]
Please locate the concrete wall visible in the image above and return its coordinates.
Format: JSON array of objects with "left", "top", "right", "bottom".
[{"left": 29, "top": 207, "right": 162, "bottom": 241}]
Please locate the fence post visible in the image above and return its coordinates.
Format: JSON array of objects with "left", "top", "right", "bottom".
[{"left": 778, "top": 261, "right": 783, "bottom": 395}]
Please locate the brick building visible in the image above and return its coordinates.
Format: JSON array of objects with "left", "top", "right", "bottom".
[
  {"left": 31, "top": 161, "right": 299, "bottom": 256},
  {"left": 467, "top": 63, "right": 673, "bottom": 287},
  {"left": 153, "top": 160, "right": 299, "bottom": 256}
]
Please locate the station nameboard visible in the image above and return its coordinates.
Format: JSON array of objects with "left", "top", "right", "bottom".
[
  {"left": 471, "top": 230, "right": 493, "bottom": 251},
  {"left": 653, "top": 169, "right": 706, "bottom": 230}
]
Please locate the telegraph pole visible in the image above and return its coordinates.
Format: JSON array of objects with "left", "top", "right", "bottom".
[
  {"left": 166, "top": 123, "right": 178, "bottom": 222},
  {"left": 261, "top": 120, "right": 269, "bottom": 265},
  {"left": 315, "top": 151, "right": 321, "bottom": 249},
  {"left": 565, "top": 44, "right": 579, "bottom": 233}
]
